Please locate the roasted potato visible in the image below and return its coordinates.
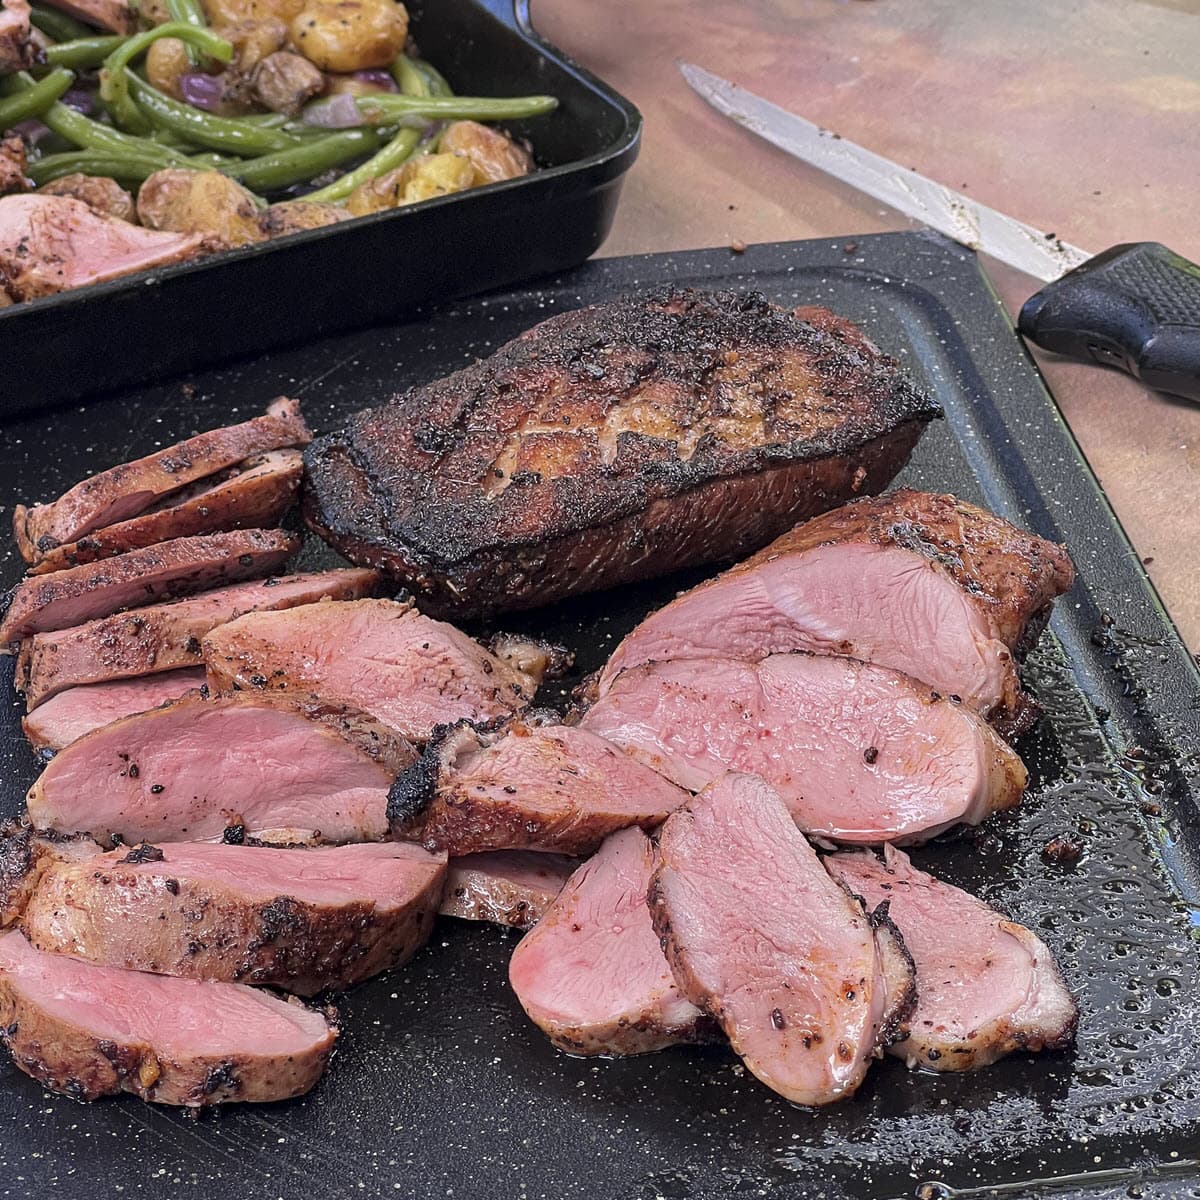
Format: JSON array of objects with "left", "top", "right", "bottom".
[
  {"left": 202, "top": 0, "right": 304, "bottom": 27},
  {"left": 345, "top": 152, "right": 474, "bottom": 216},
  {"left": 137, "top": 169, "right": 266, "bottom": 250},
  {"left": 289, "top": 0, "right": 407, "bottom": 72},
  {"left": 257, "top": 199, "right": 351, "bottom": 237},
  {"left": 42, "top": 174, "right": 136, "bottom": 223},
  {"left": 439, "top": 121, "right": 533, "bottom": 186},
  {"left": 145, "top": 36, "right": 191, "bottom": 100},
  {"left": 252, "top": 49, "right": 324, "bottom": 114}
]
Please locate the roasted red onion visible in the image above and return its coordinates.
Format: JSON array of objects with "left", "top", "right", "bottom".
[
  {"left": 300, "top": 91, "right": 363, "bottom": 128},
  {"left": 61, "top": 88, "right": 94, "bottom": 115},
  {"left": 179, "top": 71, "right": 225, "bottom": 112},
  {"left": 351, "top": 68, "right": 398, "bottom": 93}
]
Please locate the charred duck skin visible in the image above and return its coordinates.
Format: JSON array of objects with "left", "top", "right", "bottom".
[{"left": 303, "top": 288, "right": 939, "bottom": 617}]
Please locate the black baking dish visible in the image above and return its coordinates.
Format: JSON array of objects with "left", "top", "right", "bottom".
[{"left": 2, "top": 0, "right": 641, "bottom": 416}]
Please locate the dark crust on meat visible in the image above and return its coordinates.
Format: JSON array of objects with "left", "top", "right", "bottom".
[
  {"left": 0, "top": 967, "right": 336, "bottom": 1105},
  {"left": 0, "top": 826, "right": 35, "bottom": 929},
  {"left": 867, "top": 901, "right": 918, "bottom": 1049},
  {"left": 0, "top": 529, "right": 301, "bottom": 645},
  {"left": 21, "top": 848, "right": 444, "bottom": 996},
  {"left": 303, "top": 288, "right": 938, "bottom": 617},
  {"left": 28, "top": 450, "right": 304, "bottom": 576},
  {"left": 14, "top": 397, "right": 310, "bottom": 565}
]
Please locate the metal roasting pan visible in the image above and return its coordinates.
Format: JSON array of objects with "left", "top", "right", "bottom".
[
  {"left": 1, "top": 232, "right": 1199, "bottom": 1200},
  {"left": 0, "top": 0, "right": 641, "bottom": 416}
]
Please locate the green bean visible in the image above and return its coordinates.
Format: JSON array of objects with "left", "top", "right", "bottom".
[
  {"left": 29, "top": 5, "right": 92, "bottom": 42},
  {"left": 44, "top": 35, "right": 125, "bottom": 69},
  {"left": 166, "top": 0, "right": 208, "bottom": 65},
  {"left": 302, "top": 127, "right": 419, "bottom": 203},
  {"left": 27, "top": 149, "right": 174, "bottom": 186},
  {"left": 100, "top": 24, "right": 234, "bottom": 131},
  {"left": 412, "top": 58, "right": 453, "bottom": 98},
  {"left": 128, "top": 75, "right": 301, "bottom": 155},
  {"left": 221, "top": 127, "right": 387, "bottom": 192},
  {"left": 354, "top": 94, "right": 556, "bottom": 126},
  {"left": 389, "top": 55, "right": 429, "bottom": 98},
  {"left": 0, "top": 67, "right": 73, "bottom": 132}
]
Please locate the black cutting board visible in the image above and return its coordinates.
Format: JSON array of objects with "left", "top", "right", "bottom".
[{"left": 1, "top": 232, "right": 1199, "bottom": 1200}]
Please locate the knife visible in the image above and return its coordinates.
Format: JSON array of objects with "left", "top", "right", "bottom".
[{"left": 679, "top": 61, "right": 1200, "bottom": 403}]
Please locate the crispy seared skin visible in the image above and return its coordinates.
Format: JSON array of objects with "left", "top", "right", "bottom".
[
  {"left": 304, "top": 288, "right": 939, "bottom": 617},
  {"left": 29, "top": 450, "right": 304, "bottom": 575}
]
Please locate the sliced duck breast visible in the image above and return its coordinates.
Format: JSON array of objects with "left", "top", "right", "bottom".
[
  {"left": 0, "top": 827, "right": 100, "bottom": 928},
  {"left": 29, "top": 449, "right": 304, "bottom": 576},
  {"left": 581, "top": 652, "right": 1026, "bottom": 845},
  {"left": 649, "top": 774, "right": 913, "bottom": 1105},
  {"left": 25, "top": 693, "right": 414, "bottom": 846},
  {"left": 203, "top": 598, "right": 563, "bottom": 742},
  {"left": 15, "top": 396, "right": 310, "bottom": 563},
  {"left": 19, "top": 568, "right": 382, "bottom": 709},
  {"left": 22, "top": 668, "right": 207, "bottom": 754},
  {"left": 389, "top": 721, "right": 690, "bottom": 856},
  {"left": 598, "top": 489, "right": 1075, "bottom": 736},
  {"left": 0, "top": 930, "right": 335, "bottom": 1105},
  {"left": 0, "top": 0, "right": 34, "bottom": 72},
  {"left": 440, "top": 851, "right": 576, "bottom": 930},
  {"left": 0, "top": 528, "right": 300, "bottom": 644},
  {"left": 826, "top": 845, "right": 1078, "bottom": 1070},
  {"left": 22, "top": 840, "right": 447, "bottom": 995},
  {"left": 508, "top": 827, "right": 711, "bottom": 1056},
  {"left": 33, "top": 0, "right": 135, "bottom": 33}
]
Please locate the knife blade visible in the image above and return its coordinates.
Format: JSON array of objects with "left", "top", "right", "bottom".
[{"left": 679, "top": 61, "right": 1200, "bottom": 403}]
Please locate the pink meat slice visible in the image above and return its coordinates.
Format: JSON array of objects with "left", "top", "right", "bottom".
[
  {"left": 581, "top": 652, "right": 1027, "bottom": 844},
  {"left": 508, "top": 827, "right": 710, "bottom": 1056},
  {"left": 22, "top": 840, "right": 447, "bottom": 995},
  {"left": 33, "top": 0, "right": 134, "bottom": 32},
  {"left": 649, "top": 774, "right": 903, "bottom": 1105},
  {"left": 203, "top": 598, "right": 553, "bottom": 742},
  {"left": 392, "top": 721, "right": 691, "bottom": 856},
  {"left": 19, "top": 568, "right": 382, "bottom": 709},
  {"left": 0, "top": 0, "right": 34, "bottom": 72},
  {"left": 22, "top": 667, "right": 207, "bottom": 753},
  {"left": 14, "top": 396, "right": 310, "bottom": 562},
  {"left": 826, "top": 845, "right": 1078, "bottom": 1070},
  {"left": 0, "top": 930, "right": 335, "bottom": 1105},
  {"left": 0, "top": 528, "right": 300, "bottom": 643},
  {"left": 440, "top": 851, "right": 576, "bottom": 930},
  {"left": 26, "top": 693, "right": 401, "bottom": 845},
  {"left": 0, "top": 194, "right": 199, "bottom": 305},
  {"left": 29, "top": 449, "right": 305, "bottom": 575},
  {"left": 598, "top": 489, "right": 1075, "bottom": 735}
]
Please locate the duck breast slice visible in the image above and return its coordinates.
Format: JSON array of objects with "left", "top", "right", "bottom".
[{"left": 440, "top": 851, "right": 577, "bottom": 930}]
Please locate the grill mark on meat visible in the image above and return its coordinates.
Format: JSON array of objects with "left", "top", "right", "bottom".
[{"left": 304, "top": 288, "right": 938, "bottom": 617}]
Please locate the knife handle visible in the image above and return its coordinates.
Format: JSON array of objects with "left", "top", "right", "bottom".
[{"left": 1017, "top": 242, "right": 1200, "bottom": 402}]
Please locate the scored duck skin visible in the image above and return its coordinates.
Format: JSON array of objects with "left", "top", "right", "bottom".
[
  {"left": 439, "top": 851, "right": 576, "bottom": 930},
  {"left": 597, "top": 488, "right": 1075, "bottom": 737},
  {"left": 508, "top": 827, "right": 713, "bottom": 1056},
  {"left": 0, "top": 528, "right": 300, "bottom": 644},
  {"left": 19, "top": 568, "right": 383, "bottom": 709},
  {"left": 14, "top": 396, "right": 310, "bottom": 563},
  {"left": 581, "top": 651, "right": 1027, "bottom": 845},
  {"left": 649, "top": 774, "right": 914, "bottom": 1106},
  {"left": 26, "top": 692, "right": 415, "bottom": 846},
  {"left": 303, "top": 288, "right": 939, "bottom": 618},
  {"left": 826, "top": 846, "right": 1078, "bottom": 1070},
  {"left": 203, "top": 597, "right": 563, "bottom": 742},
  {"left": 389, "top": 720, "right": 690, "bottom": 856},
  {"left": 22, "top": 841, "right": 447, "bottom": 996},
  {"left": 28, "top": 449, "right": 305, "bottom": 576},
  {"left": 0, "top": 930, "right": 335, "bottom": 1105},
  {"left": 21, "top": 667, "right": 207, "bottom": 755}
]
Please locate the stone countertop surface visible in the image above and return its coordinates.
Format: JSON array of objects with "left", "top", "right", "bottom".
[{"left": 534, "top": 0, "right": 1200, "bottom": 649}]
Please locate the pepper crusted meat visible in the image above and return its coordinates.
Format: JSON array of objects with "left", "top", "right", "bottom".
[{"left": 303, "top": 287, "right": 940, "bottom": 618}]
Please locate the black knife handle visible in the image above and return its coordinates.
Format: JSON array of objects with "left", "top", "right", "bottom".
[{"left": 1017, "top": 242, "right": 1200, "bottom": 402}]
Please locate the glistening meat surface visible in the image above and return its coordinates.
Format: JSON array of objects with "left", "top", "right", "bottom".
[
  {"left": 440, "top": 851, "right": 576, "bottom": 930},
  {"left": 649, "top": 774, "right": 914, "bottom": 1105},
  {"left": 389, "top": 720, "right": 690, "bottom": 856},
  {"left": 581, "top": 652, "right": 1026, "bottom": 844},
  {"left": 303, "top": 288, "right": 938, "bottom": 617},
  {"left": 203, "top": 598, "right": 559, "bottom": 742},
  {"left": 25, "top": 693, "right": 414, "bottom": 845},
  {"left": 22, "top": 840, "right": 447, "bottom": 995},
  {"left": 826, "top": 846, "right": 1077, "bottom": 1070},
  {"left": 0, "top": 930, "right": 335, "bottom": 1105},
  {"left": 598, "top": 489, "right": 1075, "bottom": 736},
  {"left": 19, "top": 568, "right": 383, "bottom": 708},
  {"left": 508, "top": 827, "right": 711, "bottom": 1056}
]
